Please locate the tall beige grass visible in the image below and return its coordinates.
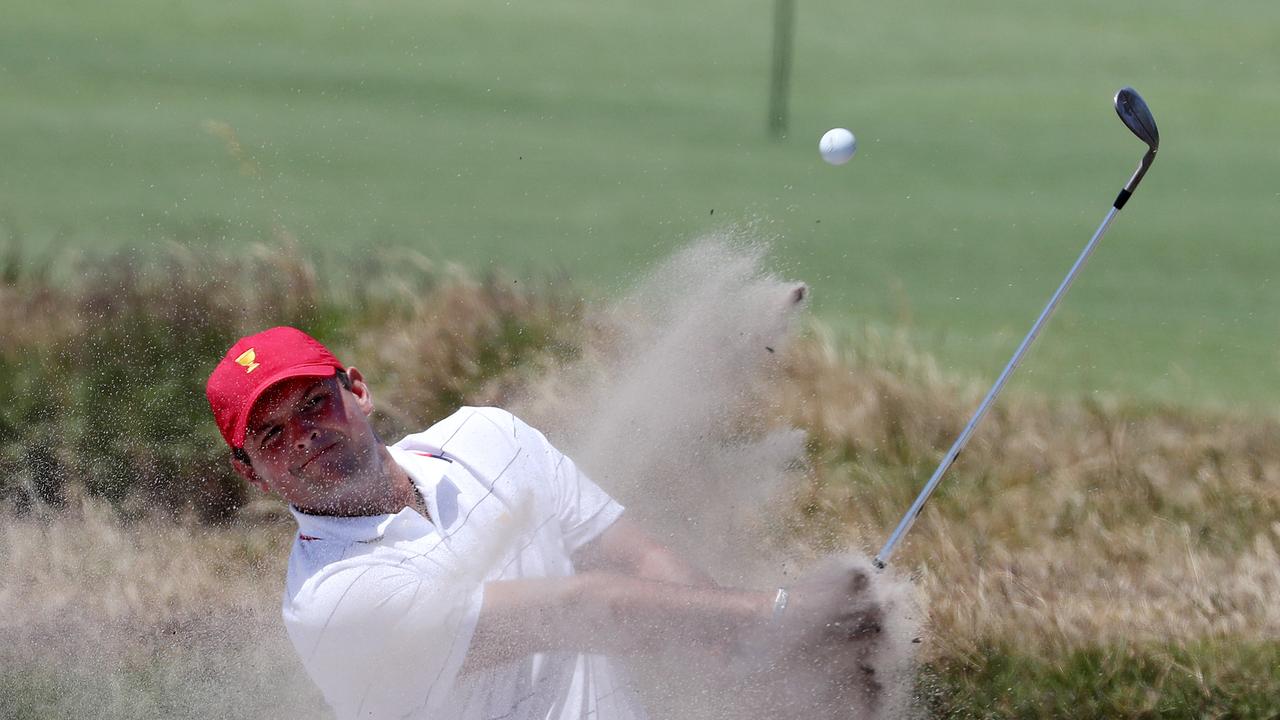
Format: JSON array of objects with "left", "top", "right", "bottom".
[
  {"left": 0, "top": 494, "right": 328, "bottom": 718},
  {"left": 778, "top": 325, "right": 1280, "bottom": 663},
  {"left": 1, "top": 495, "right": 287, "bottom": 627},
  {"left": 4, "top": 238, "right": 1279, "bottom": 715},
  {"left": 7, "top": 317, "right": 1276, "bottom": 715}
]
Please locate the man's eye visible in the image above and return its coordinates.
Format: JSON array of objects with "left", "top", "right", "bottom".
[
  {"left": 261, "top": 426, "right": 282, "bottom": 448},
  {"left": 304, "top": 394, "right": 327, "bottom": 411}
]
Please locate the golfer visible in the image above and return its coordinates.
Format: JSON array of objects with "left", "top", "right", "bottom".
[{"left": 207, "top": 326, "right": 884, "bottom": 720}]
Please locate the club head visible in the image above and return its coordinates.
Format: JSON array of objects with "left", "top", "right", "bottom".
[{"left": 1114, "top": 87, "right": 1160, "bottom": 151}]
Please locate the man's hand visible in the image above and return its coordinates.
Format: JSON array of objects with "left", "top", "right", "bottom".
[
  {"left": 784, "top": 557, "right": 884, "bottom": 648},
  {"left": 735, "top": 558, "right": 887, "bottom": 719}
]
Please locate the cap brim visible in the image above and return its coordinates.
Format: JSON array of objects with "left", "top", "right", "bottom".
[{"left": 230, "top": 364, "right": 339, "bottom": 448}]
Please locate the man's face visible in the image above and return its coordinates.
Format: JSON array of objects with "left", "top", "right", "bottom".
[{"left": 236, "top": 371, "right": 387, "bottom": 515}]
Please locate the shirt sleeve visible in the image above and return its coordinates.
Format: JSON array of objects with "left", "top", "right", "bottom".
[
  {"left": 509, "top": 413, "right": 624, "bottom": 554},
  {"left": 283, "top": 556, "right": 485, "bottom": 719}
]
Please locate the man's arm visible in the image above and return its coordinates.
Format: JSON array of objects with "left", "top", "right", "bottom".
[
  {"left": 465, "top": 556, "right": 889, "bottom": 698},
  {"left": 463, "top": 572, "right": 771, "bottom": 673},
  {"left": 571, "top": 516, "right": 716, "bottom": 587}
]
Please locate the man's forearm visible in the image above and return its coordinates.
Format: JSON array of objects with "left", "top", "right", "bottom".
[
  {"left": 463, "top": 573, "right": 771, "bottom": 672},
  {"left": 566, "top": 573, "right": 770, "bottom": 655}
]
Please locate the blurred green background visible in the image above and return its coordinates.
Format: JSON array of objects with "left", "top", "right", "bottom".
[{"left": 2, "top": 0, "right": 1277, "bottom": 411}]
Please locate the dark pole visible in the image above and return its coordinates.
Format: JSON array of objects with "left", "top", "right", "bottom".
[{"left": 767, "top": 0, "right": 796, "bottom": 139}]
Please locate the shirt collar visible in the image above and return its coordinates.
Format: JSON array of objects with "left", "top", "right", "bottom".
[
  {"left": 288, "top": 446, "right": 450, "bottom": 542},
  {"left": 290, "top": 505, "right": 399, "bottom": 543}
]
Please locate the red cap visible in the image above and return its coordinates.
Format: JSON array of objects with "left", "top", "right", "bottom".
[{"left": 206, "top": 327, "right": 345, "bottom": 449}]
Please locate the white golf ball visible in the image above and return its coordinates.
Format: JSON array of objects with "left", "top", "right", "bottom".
[{"left": 819, "top": 128, "right": 857, "bottom": 165}]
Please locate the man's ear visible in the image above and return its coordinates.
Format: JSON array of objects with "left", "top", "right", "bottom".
[
  {"left": 345, "top": 366, "right": 375, "bottom": 417},
  {"left": 230, "top": 452, "right": 269, "bottom": 493}
]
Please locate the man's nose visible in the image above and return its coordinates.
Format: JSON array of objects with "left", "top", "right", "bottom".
[{"left": 291, "top": 420, "right": 321, "bottom": 450}]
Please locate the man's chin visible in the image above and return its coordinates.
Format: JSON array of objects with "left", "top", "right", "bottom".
[
  {"left": 295, "top": 475, "right": 388, "bottom": 512},
  {"left": 296, "top": 448, "right": 367, "bottom": 483}
]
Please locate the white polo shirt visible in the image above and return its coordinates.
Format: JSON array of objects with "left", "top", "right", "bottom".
[{"left": 281, "top": 407, "right": 645, "bottom": 720}]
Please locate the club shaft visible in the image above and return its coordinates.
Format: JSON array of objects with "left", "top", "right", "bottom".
[{"left": 874, "top": 204, "right": 1122, "bottom": 568}]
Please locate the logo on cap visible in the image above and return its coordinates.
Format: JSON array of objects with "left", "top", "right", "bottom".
[{"left": 235, "top": 349, "right": 261, "bottom": 374}]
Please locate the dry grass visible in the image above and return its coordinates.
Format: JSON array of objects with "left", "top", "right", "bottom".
[
  {"left": 1, "top": 494, "right": 288, "bottom": 627},
  {"left": 4, "top": 241, "right": 1279, "bottom": 716},
  {"left": 347, "top": 256, "right": 585, "bottom": 436},
  {"left": 776, "top": 324, "right": 1280, "bottom": 704},
  {"left": 0, "top": 494, "right": 328, "bottom": 719}
]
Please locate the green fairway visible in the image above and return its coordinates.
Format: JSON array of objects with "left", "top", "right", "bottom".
[{"left": 2, "top": 0, "right": 1278, "bottom": 411}]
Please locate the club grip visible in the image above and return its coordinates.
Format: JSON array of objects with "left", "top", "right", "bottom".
[{"left": 1113, "top": 188, "right": 1133, "bottom": 210}]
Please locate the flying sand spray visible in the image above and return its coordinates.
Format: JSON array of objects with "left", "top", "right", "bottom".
[
  {"left": 513, "top": 237, "right": 920, "bottom": 720},
  {"left": 874, "top": 87, "right": 1162, "bottom": 569}
]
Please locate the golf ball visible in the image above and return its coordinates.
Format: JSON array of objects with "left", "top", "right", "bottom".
[{"left": 819, "top": 128, "right": 857, "bottom": 165}]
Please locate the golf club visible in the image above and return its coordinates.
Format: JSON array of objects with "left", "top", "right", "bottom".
[{"left": 874, "top": 86, "right": 1161, "bottom": 569}]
